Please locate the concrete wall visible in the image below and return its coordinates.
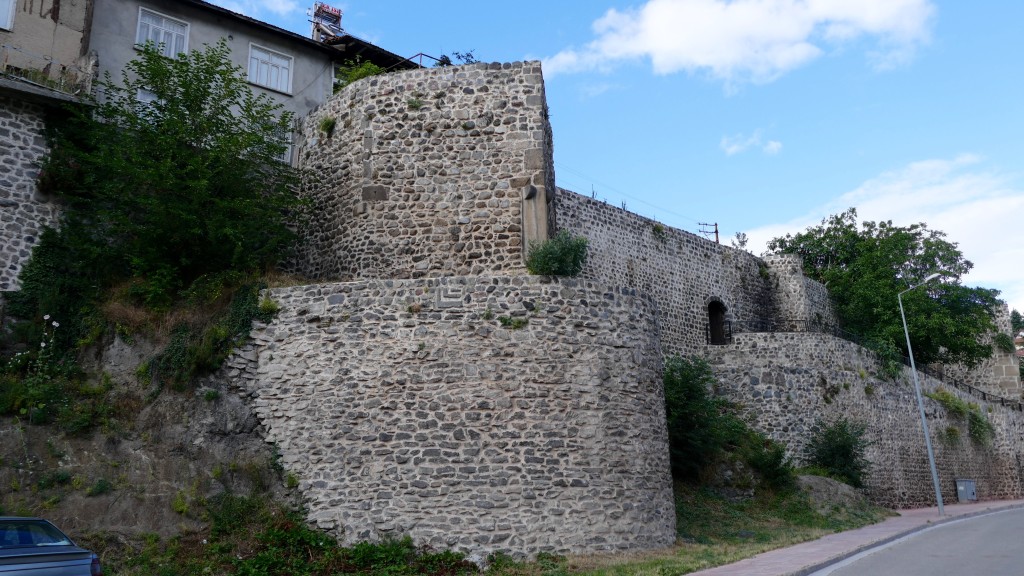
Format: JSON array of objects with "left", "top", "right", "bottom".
[
  {"left": 706, "top": 333, "right": 1024, "bottom": 508},
  {"left": 293, "top": 62, "right": 552, "bottom": 280},
  {"left": 0, "top": 0, "right": 93, "bottom": 87},
  {"left": 89, "top": 0, "right": 335, "bottom": 122},
  {"left": 227, "top": 275, "right": 676, "bottom": 557},
  {"left": 0, "top": 94, "right": 57, "bottom": 290}
]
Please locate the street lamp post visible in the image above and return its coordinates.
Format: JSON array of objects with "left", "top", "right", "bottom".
[{"left": 898, "top": 272, "right": 945, "bottom": 517}]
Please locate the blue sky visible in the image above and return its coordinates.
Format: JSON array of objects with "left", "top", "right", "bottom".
[{"left": 212, "top": 0, "right": 1024, "bottom": 317}]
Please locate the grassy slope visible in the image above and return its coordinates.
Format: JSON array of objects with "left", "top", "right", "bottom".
[{"left": 74, "top": 480, "right": 889, "bottom": 575}]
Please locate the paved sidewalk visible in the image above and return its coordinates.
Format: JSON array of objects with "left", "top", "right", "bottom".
[{"left": 688, "top": 499, "right": 1024, "bottom": 576}]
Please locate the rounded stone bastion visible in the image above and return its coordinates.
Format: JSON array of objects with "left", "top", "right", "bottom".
[{"left": 241, "top": 275, "right": 676, "bottom": 557}]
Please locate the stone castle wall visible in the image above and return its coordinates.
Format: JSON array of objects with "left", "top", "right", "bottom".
[
  {"left": 761, "top": 253, "right": 837, "bottom": 328},
  {"left": 0, "top": 95, "right": 58, "bottom": 291},
  {"left": 229, "top": 276, "right": 676, "bottom": 556},
  {"left": 705, "top": 333, "right": 1024, "bottom": 508},
  {"left": 292, "top": 62, "right": 553, "bottom": 281},
  {"left": 552, "top": 189, "right": 838, "bottom": 356}
]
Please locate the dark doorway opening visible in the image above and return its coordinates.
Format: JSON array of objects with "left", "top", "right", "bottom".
[{"left": 708, "top": 301, "right": 728, "bottom": 345}]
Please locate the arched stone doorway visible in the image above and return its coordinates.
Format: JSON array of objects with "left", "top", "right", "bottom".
[{"left": 707, "top": 300, "right": 728, "bottom": 345}]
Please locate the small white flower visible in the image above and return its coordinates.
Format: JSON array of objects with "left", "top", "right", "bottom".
[
  {"left": 43, "top": 315, "right": 50, "bottom": 320},
  {"left": 52, "top": 321, "right": 59, "bottom": 328},
  {"left": 40, "top": 342, "right": 46, "bottom": 348}
]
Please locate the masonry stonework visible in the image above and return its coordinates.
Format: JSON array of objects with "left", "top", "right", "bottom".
[
  {"left": 705, "top": 333, "right": 1024, "bottom": 508},
  {"left": 293, "top": 62, "right": 553, "bottom": 281},
  {"left": 552, "top": 189, "right": 838, "bottom": 356},
  {"left": 229, "top": 276, "right": 676, "bottom": 556},
  {"left": 0, "top": 95, "right": 58, "bottom": 290}
]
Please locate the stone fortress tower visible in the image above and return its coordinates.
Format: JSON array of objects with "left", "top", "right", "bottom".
[{"left": 225, "top": 61, "right": 1024, "bottom": 557}]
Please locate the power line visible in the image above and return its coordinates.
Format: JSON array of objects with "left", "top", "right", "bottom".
[{"left": 554, "top": 162, "right": 704, "bottom": 225}]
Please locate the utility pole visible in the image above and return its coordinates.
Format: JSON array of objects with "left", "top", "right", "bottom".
[{"left": 699, "top": 222, "right": 719, "bottom": 244}]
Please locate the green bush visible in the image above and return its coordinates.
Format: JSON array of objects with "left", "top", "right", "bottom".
[
  {"left": 993, "top": 332, "right": 1015, "bottom": 354},
  {"left": 805, "top": 418, "right": 871, "bottom": 488},
  {"left": 745, "top": 441, "right": 795, "bottom": 490},
  {"left": 925, "top": 387, "right": 994, "bottom": 446},
  {"left": 525, "top": 231, "right": 589, "bottom": 276},
  {"left": 664, "top": 357, "right": 747, "bottom": 480},
  {"left": 9, "top": 39, "right": 303, "bottom": 361},
  {"left": 144, "top": 283, "right": 268, "bottom": 389},
  {"left": 333, "top": 57, "right": 385, "bottom": 91}
]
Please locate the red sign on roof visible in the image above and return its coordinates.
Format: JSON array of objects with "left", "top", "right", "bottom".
[{"left": 315, "top": 2, "right": 342, "bottom": 18}]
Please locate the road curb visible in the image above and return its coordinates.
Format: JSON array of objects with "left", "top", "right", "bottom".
[{"left": 791, "top": 502, "right": 1024, "bottom": 576}]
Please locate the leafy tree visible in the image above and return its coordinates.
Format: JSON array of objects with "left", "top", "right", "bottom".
[
  {"left": 663, "top": 356, "right": 793, "bottom": 487},
  {"left": 767, "top": 208, "right": 1000, "bottom": 368},
  {"left": 663, "top": 356, "right": 744, "bottom": 480},
  {"left": 10, "top": 39, "right": 303, "bottom": 349},
  {"left": 805, "top": 418, "right": 871, "bottom": 488},
  {"left": 333, "top": 57, "right": 385, "bottom": 91},
  {"left": 1012, "top": 309, "right": 1023, "bottom": 333}
]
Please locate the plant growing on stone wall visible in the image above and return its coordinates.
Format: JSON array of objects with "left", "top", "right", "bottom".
[
  {"left": 407, "top": 98, "right": 425, "bottom": 110},
  {"left": 525, "top": 231, "right": 589, "bottom": 276},
  {"left": 318, "top": 116, "right": 337, "bottom": 138},
  {"left": 926, "top": 388, "right": 995, "bottom": 446},
  {"left": 652, "top": 223, "right": 667, "bottom": 242},
  {"left": 498, "top": 316, "right": 528, "bottom": 329},
  {"left": 993, "top": 332, "right": 1015, "bottom": 354},
  {"left": 942, "top": 426, "right": 961, "bottom": 446},
  {"left": 805, "top": 417, "right": 871, "bottom": 488}
]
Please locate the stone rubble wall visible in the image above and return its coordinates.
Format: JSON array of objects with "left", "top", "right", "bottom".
[
  {"left": 942, "top": 303, "right": 1021, "bottom": 398},
  {"left": 761, "top": 253, "right": 838, "bottom": 328},
  {"left": 553, "top": 189, "right": 836, "bottom": 356},
  {"left": 228, "top": 275, "right": 676, "bottom": 557},
  {"left": 705, "top": 332, "right": 1024, "bottom": 508},
  {"left": 292, "top": 62, "right": 553, "bottom": 281},
  {"left": 0, "top": 95, "right": 58, "bottom": 290}
]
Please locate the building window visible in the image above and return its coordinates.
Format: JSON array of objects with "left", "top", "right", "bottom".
[
  {"left": 275, "top": 125, "right": 294, "bottom": 164},
  {"left": 0, "top": 0, "right": 15, "bottom": 30},
  {"left": 136, "top": 8, "right": 189, "bottom": 58},
  {"left": 248, "top": 44, "right": 292, "bottom": 94}
]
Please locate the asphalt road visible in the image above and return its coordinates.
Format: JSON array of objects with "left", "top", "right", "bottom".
[{"left": 819, "top": 508, "right": 1024, "bottom": 576}]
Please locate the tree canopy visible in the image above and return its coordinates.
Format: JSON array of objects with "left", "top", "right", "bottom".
[
  {"left": 767, "top": 208, "right": 1000, "bottom": 368},
  {"left": 9, "top": 39, "right": 304, "bottom": 348}
]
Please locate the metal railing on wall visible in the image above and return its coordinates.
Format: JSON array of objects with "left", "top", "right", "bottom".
[{"left": 706, "top": 318, "right": 1023, "bottom": 412}]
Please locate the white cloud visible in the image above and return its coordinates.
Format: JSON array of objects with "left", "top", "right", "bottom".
[
  {"left": 720, "top": 130, "right": 782, "bottom": 155},
  {"left": 746, "top": 155, "right": 1024, "bottom": 314},
  {"left": 544, "top": 0, "right": 935, "bottom": 84}
]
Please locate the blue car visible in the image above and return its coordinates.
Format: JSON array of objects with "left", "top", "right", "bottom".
[{"left": 0, "top": 517, "right": 101, "bottom": 575}]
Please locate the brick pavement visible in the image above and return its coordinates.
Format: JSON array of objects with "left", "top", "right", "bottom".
[{"left": 687, "top": 499, "right": 1024, "bottom": 576}]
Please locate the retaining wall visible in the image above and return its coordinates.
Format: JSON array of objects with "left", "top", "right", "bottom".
[
  {"left": 229, "top": 275, "right": 676, "bottom": 556},
  {"left": 706, "top": 332, "right": 1024, "bottom": 508},
  {"left": 0, "top": 94, "right": 58, "bottom": 290}
]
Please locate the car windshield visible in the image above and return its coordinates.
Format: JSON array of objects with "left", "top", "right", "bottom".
[{"left": 0, "top": 520, "right": 73, "bottom": 548}]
